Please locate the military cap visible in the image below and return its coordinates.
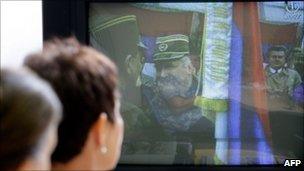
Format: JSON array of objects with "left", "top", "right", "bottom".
[{"left": 153, "top": 34, "right": 190, "bottom": 61}]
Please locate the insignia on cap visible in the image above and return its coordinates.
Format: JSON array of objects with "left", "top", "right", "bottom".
[{"left": 158, "top": 43, "right": 168, "bottom": 52}]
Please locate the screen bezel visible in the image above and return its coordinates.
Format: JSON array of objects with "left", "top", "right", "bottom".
[
  {"left": 42, "top": 0, "right": 303, "bottom": 170},
  {"left": 43, "top": 0, "right": 88, "bottom": 43}
]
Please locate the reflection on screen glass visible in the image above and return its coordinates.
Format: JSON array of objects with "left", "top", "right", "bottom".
[{"left": 89, "top": 2, "right": 304, "bottom": 165}]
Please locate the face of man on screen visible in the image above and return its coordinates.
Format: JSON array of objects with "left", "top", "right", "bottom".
[
  {"left": 157, "top": 56, "right": 195, "bottom": 95},
  {"left": 269, "top": 50, "right": 286, "bottom": 70}
]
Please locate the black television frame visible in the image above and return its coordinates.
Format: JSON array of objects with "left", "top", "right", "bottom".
[
  {"left": 43, "top": 0, "right": 87, "bottom": 43},
  {"left": 42, "top": 0, "right": 303, "bottom": 170}
]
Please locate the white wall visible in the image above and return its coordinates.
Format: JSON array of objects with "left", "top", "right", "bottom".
[
  {"left": 259, "top": 1, "right": 304, "bottom": 24},
  {"left": 1, "top": 0, "right": 42, "bottom": 68}
]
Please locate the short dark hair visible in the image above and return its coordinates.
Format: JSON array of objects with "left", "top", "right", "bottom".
[
  {"left": 24, "top": 37, "right": 118, "bottom": 163},
  {"left": 0, "top": 68, "right": 62, "bottom": 171},
  {"left": 267, "top": 45, "right": 288, "bottom": 58}
]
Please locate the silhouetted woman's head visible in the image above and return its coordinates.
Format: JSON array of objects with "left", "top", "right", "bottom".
[
  {"left": 0, "top": 68, "right": 62, "bottom": 171},
  {"left": 24, "top": 37, "right": 124, "bottom": 170}
]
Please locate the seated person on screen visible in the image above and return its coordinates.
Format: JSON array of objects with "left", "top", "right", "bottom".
[
  {"left": 24, "top": 37, "right": 124, "bottom": 170},
  {"left": 289, "top": 47, "right": 304, "bottom": 80},
  {"left": 153, "top": 34, "right": 214, "bottom": 133},
  {"left": 289, "top": 47, "right": 304, "bottom": 107},
  {"left": 0, "top": 68, "right": 62, "bottom": 171},
  {"left": 264, "top": 45, "right": 302, "bottom": 109},
  {"left": 124, "top": 39, "right": 147, "bottom": 87},
  {"left": 122, "top": 39, "right": 153, "bottom": 137}
]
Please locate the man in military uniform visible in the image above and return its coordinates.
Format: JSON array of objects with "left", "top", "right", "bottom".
[
  {"left": 265, "top": 45, "right": 302, "bottom": 108},
  {"left": 121, "top": 40, "right": 154, "bottom": 138},
  {"left": 152, "top": 34, "right": 214, "bottom": 133}
]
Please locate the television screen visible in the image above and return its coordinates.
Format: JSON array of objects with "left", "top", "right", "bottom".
[{"left": 88, "top": 2, "right": 304, "bottom": 165}]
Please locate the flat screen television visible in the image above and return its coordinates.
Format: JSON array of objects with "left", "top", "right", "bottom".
[{"left": 43, "top": 0, "right": 304, "bottom": 170}]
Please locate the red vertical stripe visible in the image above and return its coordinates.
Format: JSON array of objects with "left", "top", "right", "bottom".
[
  {"left": 233, "top": 2, "right": 245, "bottom": 34},
  {"left": 234, "top": 2, "right": 272, "bottom": 140},
  {"left": 246, "top": 2, "right": 272, "bottom": 140}
]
